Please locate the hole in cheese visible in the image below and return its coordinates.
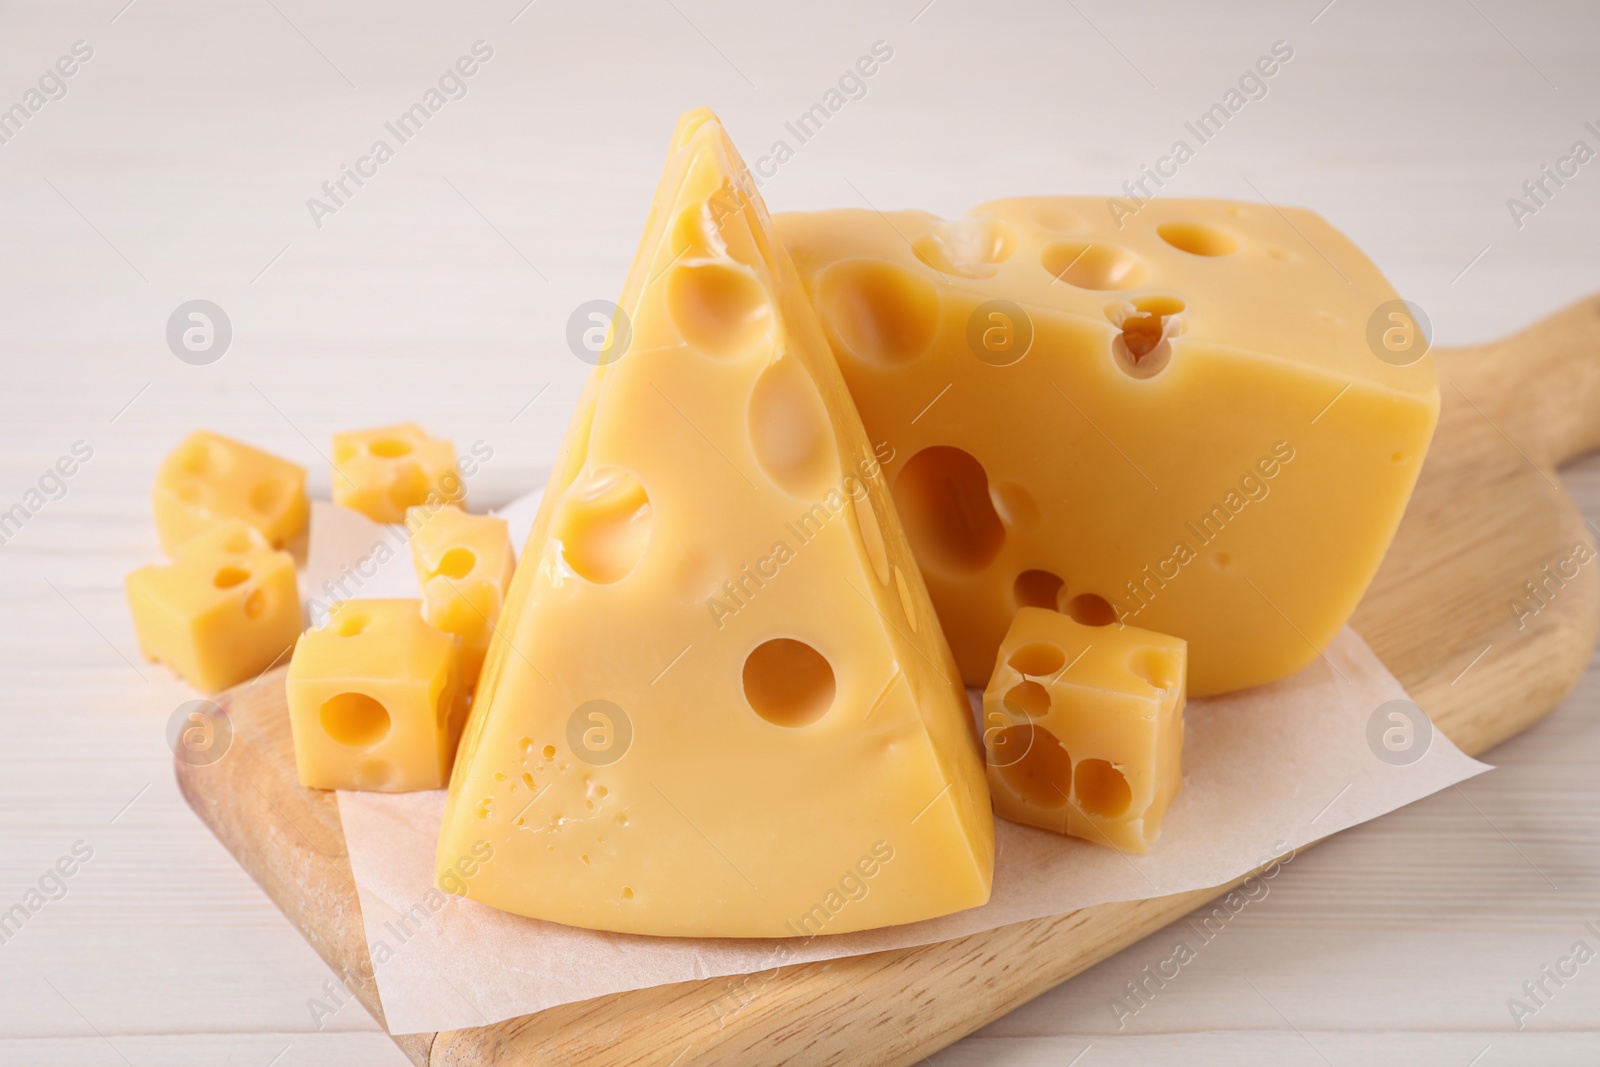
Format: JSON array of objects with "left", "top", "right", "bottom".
[
  {"left": 1108, "top": 296, "right": 1183, "bottom": 380},
  {"left": 1004, "top": 680, "right": 1051, "bottom": 719},
  {"left": 673, "top": 193, "right": 760, "bottom": 268},
  {"left": 893, "top": 446, "right": 1005, "bottom": 574},
  {"left": 243, "top": 588, "right": 268, "bottom": 618},
  {"left": 911, "top": 218, "right": 1015, "bottom": 279},
  {"left": 671, "top": 204, "right": 721, "bottom": 262},
  {"left": 1128, "top": 647, "right": 1179, "bottom": 691},
  {"left": 993, "top": 724, "right": 1071, "bottom": 809},
  {"left": 667, "top": 262, "right": 773, "bottom": 360},
  {"left": 1040, "top": 241, "right": 1146, "bottom": 290},
  {"left": 321, "top": 691, "right": 391, "bottom": 747},
  {"left": 747, "top": 352, "right": 839, "bottom": 501},
  {"left": 334, "top": 612, "right": 367, "bottom": 637},
  {"left": 1131, "top": 295, "right": 1187, "bottom": 319},
  {"left": 1075, "top": 758, "right": 1132, "bottom": 818},
  {"left": 1066, "top": 593, "right": 1117, "bottom": 627},
  {"left": 1013, "top": 569, "right": 1064, "bottom": 610},
  {"left": 554, "top": 468, "right": 653, "bottom": 585},
  {"left": 743, "top": 638, "right": 836, "bottom": 727},
  {"left": 369, "top": 437, "right": 414, "bottom": 458},
  {"left": 180, "top": 437, "right": 226, "bottom": 477},
  {"left": 213, "top": 565, "right": 250, "bottom": 590},
  {"left": 436, "top": 547, "right": 477, "bottom": 580},
  {"left": 1008, "top": 640, "right": 1065, "bottom": 677},
  {"left": 816, "top": 259, "right": 940, "bottom": 366},
  {"left": 1115, "top": 334, "right": 1170, "bottom": 379},
  {"left": 1157, "top": 220, "right": 1237, "bottom": 257}
]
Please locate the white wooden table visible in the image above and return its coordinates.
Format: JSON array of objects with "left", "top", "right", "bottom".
[{"left": 2, "top": 1, "right": 1597, "bottom": 1062}]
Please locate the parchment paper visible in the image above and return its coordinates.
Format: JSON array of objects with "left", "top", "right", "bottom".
[{"left": 307, "top": 497, "right": 1490, "bottom": 1036}]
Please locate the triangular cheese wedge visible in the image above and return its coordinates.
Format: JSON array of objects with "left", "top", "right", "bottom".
[{"left": 438, "top": 109, "right": 993, "bottom": 938}]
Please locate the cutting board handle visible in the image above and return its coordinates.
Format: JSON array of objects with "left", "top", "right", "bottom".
[{"left": 1441, "top": 293, "right": 1600, "bottom": 469}]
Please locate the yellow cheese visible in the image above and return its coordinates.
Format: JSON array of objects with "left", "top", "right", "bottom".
[
  {"left": 406, "top": 504, "right": 515, "bottom": 688},
  {"left": 152, "top": 431, "right": 308, "bottom": 554},
  {"left": 984, "top": 608, "right": 1184, "bottom": 853},
  {"left": 124, "top": 520, "right": 302, "bottom": 693},
  {"left": 332, "top": 423, "right": 463, "bottom": 524},
  {"left": 438, "top": 108, "right": 993, "bottom": 938},
  {"left": 287, "top": 598, "right": 462, "bottom": 791},
  {"left": 776, "top": 199, "right": 1439, "bottom": 694}
]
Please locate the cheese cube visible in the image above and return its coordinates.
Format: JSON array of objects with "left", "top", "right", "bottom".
[
  {"left": 983, "top": 607, "right": 1184, "bottom": 853},
  {"left": 777, "top": 199, "right": 1439, "bottom": 694},
  {"left": 406, "top": 505, "right": 515, "bottom": 690},
  {"left": 332, "top": 423, "right": 463, "bottom": 523},
  {"left": 438, "top": 109, "right": 993, "bottom": 938},
  {"left": 287, "top": 599, "right": 462, "bottom": 792},
  {"left": 152, "top": 431, "right": 308, "bottom": 554},
  {"left": 124, "top": 520, "right": 302, "bottom": 693}
]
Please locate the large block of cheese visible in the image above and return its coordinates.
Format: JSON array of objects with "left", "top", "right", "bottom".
[
  {"left": 406, "top": 504, "right": 515, "bottom": 690},
  {"left": 776, "top": 199, "right": 1439, "bottom": 694},
  {"left": 287, "top": 599, "right": 462, "bottom": 792},
  {"left": 438, "top": 109, "right": 993, "bottom": 938},
  {"left": 984, "top": 607, "right": 1184, "bottom": 853},
  {"left": 125, "top": 520, "right": 302, "bottom": 692},
  {"left": 153, "top": 431, "right": 308, "bottom": 554}
]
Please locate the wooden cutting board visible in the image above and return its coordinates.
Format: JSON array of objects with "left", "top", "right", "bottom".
[{"left": 175, "top": 294, "right": 1600, "bottom": 1066}]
